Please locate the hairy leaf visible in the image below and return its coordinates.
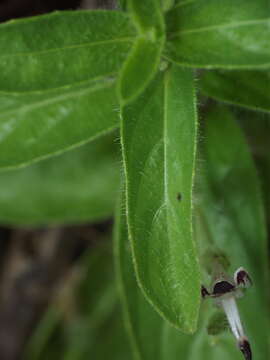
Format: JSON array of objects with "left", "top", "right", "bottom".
[
  {"left": 165, "top": 0, "right": 270, "bottom": 69},
  {"left": 115, "top": 194, "right": 244, "bottom": 360},
  {"left": 0, "top": 10, "right": 135, "bottom": 91},
  {"left": 0, "top": 10, "right": 137, "bottom": 169},
  {"left": 121, "top": 65, "right": 200, "bottom": 332},
  {"left": 200, "top": 70, "right": 270, "bottom": 113},
  {"left": 119, "top": 0, "right": 165, "bottom": 104},
  {"left": 118, "top": 36, "right": 164, "bottom": 104},
  {"left": 0, "top": 136, "right": 120, "bottom": 226}
]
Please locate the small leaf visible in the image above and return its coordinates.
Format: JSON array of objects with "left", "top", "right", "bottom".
[
  {"left": 118, "top": 36, "right": 164, "bottom": 104},
  {"left": 0, "top": 10, "right": 135, "bottom": 91},
  {"left": 0, "top": 135, "right": 120, "bottom": 226},
  {"left": 165, "top": 0, "right": 270, "bottom": 69},
  {"left": 119, "top": 0, "right": 165, "bottom": 104},
  {"left": 200, "top": 70, "right": 270, "bottom": 113},
  {"left": 195, "top": 105, "right": 270, "bottom": 360},
  {"left": 127, "top": 0, "right": 165, "bottom": 36},
  {"left": 121, "top": 65, "right": 200, "bottom": 332}
]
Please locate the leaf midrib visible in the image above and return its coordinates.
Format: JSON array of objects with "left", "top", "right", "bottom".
[
  {"left": 0, "top": 37, "right": 134, "bottom": 59},
  {"left": 0, "top": 77, "right": 115, "bottom": 119},
  {"left": 169, "top": 18, "right": 270, "bottom": 39}
]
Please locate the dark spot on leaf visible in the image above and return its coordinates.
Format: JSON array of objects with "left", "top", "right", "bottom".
[
  {"left": 212, "top": 280, "right": 235, "bottom": 296},
  {"left": 177, "top": 193, "right": 182, "bottom": 202}
]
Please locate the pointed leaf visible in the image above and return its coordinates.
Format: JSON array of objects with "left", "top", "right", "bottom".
[
  {"left": 200, "top": 70, "right": 270, "bottom": 113},
  {"left": 127, "top": 0, "right": 164, "bottom": 35},
  {"left": 114, "top": 193, "right": 194, "bottom": 360},
  {"left": 165, "top": 0, "right": 270, "bottom": 69},
  {"left": 118, "top": 36, "right": 164, "bottom": 104},
  {"left": 121, "top": 65, "right": 200, "bottom": 332},
  {"left": 115, "top": 192, "right": 243, "bottom": 360}
]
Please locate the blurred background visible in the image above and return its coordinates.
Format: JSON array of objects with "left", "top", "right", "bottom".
[{"left": 0, "top": 1, "right": 128, "bottom": 360}]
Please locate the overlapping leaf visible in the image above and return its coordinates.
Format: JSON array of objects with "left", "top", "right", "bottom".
[
  {"left": 165, "top": 0, "right": 270, "bottom": 69},
  {"left": 115, "top": 193, "right": 244, "bottom": 360},
  {"left": 200, "top": 70, "right": 270, "bottom": 113},
  {"left": 0, "top": 11, "right": 136, "bottom": 169},
  {"left": 121, "top": 65, "right": 200, "bottom": 332},
  {"left": 118, "top": 37, "right": 164, "bottom": 104},
  {"left": 127, "top": 0, "right": 164, "bottom": 35},
  {"left": 0, "top": 135, "right": 120, "bottom": 226},
  {"left": 118, "top": 0, "right": 165, "bottom": 104}
]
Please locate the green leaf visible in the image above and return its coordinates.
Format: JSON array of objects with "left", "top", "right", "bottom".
[
  {"left": 114, "top": 193, "right": 193, "bottom": 360},
  {"left": 119, "top": 0, "right": 165, "bottom": 104},
  {"left": 165, "top": 0, "right": 270, "bottom": 69},
  {"left": 127, "top": 0, "right": 165, "bottom": 35},
  {"left": 121, "top": 65, "right": 200, "bottom": 332},
  {"left": 118, "top": 36, "right": 164, "bottom": 104},
  {"left": 196, "top": 105, "right": 270, "bottom": 360},
  {"left": 240, "top": 114, "right": 270, "bottom": 220},
  {"left": 162, "top": 0, "right": 175, "bottom": 12},
  {"left": 0, "top": 10, "right": 135, "bottom": 92},
  {"left": 0, "top": 10, "right": 137, "bottom": 169},
  {"left": 0, "top": 135, "right": 120, "bottom": 226},
  {"left": 0, "top": 78, "right": 119, "bottom": 170},
  {"left": 115, "top": 193, "right": 245, "bottom": 360},
  {"left": 200, "top": 70, "right": 270, "bottom": 113}
]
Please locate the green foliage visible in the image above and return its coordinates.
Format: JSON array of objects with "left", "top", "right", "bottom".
[
  {"left": 196, "top": 106, "right": 269, "bottom": 359},
  {"left": 118, "top": 0, "right": 165, "bottom": 104},
  {"left": 118, "top": 36, "right": 164, "bottom": 104},
  {"left": 0, "top": 80, "right": 119, "bottom": 169},
  {"left": 127, "top": 0, "right": 165, "bottom": 35},
  {"left": 0, "top": 135, "right": 120, "bottom": 225},
  {"left": 114, "top": 193, "right": 245, "bottom": 360},
  {"left": 0, "top": 11, "right": 135, "bottom": 91},
  {"left": 165, "top": 0, "right": 270, "bottom": 68},
  {"left": 1, "top": 1, "right": 270, "bottom": 359},
  {"left": 0, "top": 10, "right": 135, "bottom": 169},
  {"left": 200, "top": 70, "right": 270, "bottom": 113},
  {"left": 121, "top": 65, "right": 200, "bottom": 332}
]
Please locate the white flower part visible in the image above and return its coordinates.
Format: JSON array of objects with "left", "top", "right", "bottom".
[{"left": 221, "top": 296, "right": 244, "bottom": 340}]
